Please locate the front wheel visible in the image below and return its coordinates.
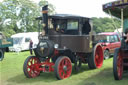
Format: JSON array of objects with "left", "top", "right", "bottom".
[
  {"left": 54, "top": 56, "right": 72, "bottom": 80},
  {"left": 23, "top": 56, "right": 41, "bottom": 78},
  {"left": 88, "top": 43, "right": 104, "bottom": 69},
  {"left": 113, "top": 48, "right": 123, "bottom": 80}
]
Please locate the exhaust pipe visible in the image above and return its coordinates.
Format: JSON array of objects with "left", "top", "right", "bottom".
[{"left": 42, "top": 5, "right": 48, "bottom": 35}]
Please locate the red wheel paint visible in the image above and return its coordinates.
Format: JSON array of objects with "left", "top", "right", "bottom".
[
  {"left": 117, "top": 53, "right": 123, "bottom": 79},
  {"left": 26, "top": 57, "right": 41, "bottom": 78},
  {"left": 57, "top": 57, "right": 72, "bottom": 79},
  {"left": 94, "top": 45, "right": 104, "bottom": 68}
]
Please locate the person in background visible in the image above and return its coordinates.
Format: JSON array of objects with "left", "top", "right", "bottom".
[
  {"left": 29, "top": 39, "right": 33, "bottom": 55},
  {"left": 125, "top": 28, "right": 128, "bottom": 43}
]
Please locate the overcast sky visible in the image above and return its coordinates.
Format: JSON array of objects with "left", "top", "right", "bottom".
[
  {"left": 0, "top": 0, "right": 116, "bottom": 18},
  {"left": 36, "top": 0, "right": 116, "bottom": 18}
]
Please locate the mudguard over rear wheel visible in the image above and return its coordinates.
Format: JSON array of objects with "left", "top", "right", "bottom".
[
  {"left": 88, "top": 43, "right": 104, "bottom": 69},
  {"left": 113, "top": 48, "right": 123, "bottom": 80},
  {"left": 54, "top": 56, "right": 72, "bottom": 80},
  {"left": 23, "top": 56, "right": 41, "bottom": 78}
]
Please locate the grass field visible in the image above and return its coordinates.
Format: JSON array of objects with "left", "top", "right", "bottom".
[{"left": 0, "top": 51, "right": 128, "bottom": 85}]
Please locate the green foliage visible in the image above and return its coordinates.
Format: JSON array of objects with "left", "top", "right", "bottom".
[
  {"left": 0, "top": 0, "right": 55, "bottom": 37},
  {"left": 92, "top": 17, "right": 121, "bottom": 33},
  {"left": 2, "top": 27, "right": 16, "bottom": 37}
]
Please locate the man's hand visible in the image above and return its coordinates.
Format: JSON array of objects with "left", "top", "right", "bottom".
[{"left": 125, "top": 38, "right": 128, "bottom": 43}]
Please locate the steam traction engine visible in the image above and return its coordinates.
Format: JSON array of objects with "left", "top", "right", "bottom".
[
  {"left": 23, "top": 5, "right": 104, "bottom": 80},
  {"left": 103, "top": 0, "right": 128, "bottom": 80}
]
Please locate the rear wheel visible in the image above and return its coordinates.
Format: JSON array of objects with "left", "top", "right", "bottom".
[
  {"left": 88, "top": 43, "right": 104, "bottom": 69},
  {"left": 0, "top": 49, "right": 4, "bottom": 61},
  {"left": 104, "top": 50, "right": 110, "bottom": 60},
  {"left": 23, "top": 56, "right": 41, "bottom": 78},
  {"left": 113, "top": 48, "right": 123, "bottom": 80},
  {"left": 54, "top": 56, "right": 72, "bottom": 80}
]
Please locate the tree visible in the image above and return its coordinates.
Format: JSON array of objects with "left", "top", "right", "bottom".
[
  {"left": 92, "top": 17, "right": 121, "bottom": 33},
  {"left": 0, "top": 0, "right": 55, "bottom": 37}
]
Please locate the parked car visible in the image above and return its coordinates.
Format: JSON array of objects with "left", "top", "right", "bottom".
[{"left": 98, "top": 32, "right": 121, "bottom": 59}]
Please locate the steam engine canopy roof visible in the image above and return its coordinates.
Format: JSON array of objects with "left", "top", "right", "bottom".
[
  {"left": 103, "top": 0, "right": 128, "bottom": 18},
  {"left": 36, "top": 14, "right": 90, "bottom": 20}
]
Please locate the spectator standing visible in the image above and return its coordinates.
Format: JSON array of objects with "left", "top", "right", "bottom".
[
  {"left": 29, "top": 40, "right": 33, "bottom": 55},
  {"left": 125, "top": 28, "right": 128, "bottom": 43}
]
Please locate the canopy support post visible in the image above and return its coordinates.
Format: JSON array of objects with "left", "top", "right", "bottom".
[{"left": 121, "top": 9, "right": 124, "bottom": 34}]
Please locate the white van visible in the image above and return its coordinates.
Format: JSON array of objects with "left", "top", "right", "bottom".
[{"left": 9, "top": 32, "right": 39, "bottom": 52}]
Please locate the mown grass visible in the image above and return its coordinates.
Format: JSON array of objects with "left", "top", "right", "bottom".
[{"left": 0, "top": 51, "right": 128, "bottom": 85}]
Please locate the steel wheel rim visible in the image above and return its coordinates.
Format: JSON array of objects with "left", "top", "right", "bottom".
[
  {"left": 27, "top": 57, "right": 40, "bottom": 78},
  {"left": 117, "top": 54, "right": 123, "bottom": 79},
  {"left": 58, "top": 58, "right": 72, "bottom": 79},
  {"left": 95, "top": 45, "right": 104, "bottom": 68}
]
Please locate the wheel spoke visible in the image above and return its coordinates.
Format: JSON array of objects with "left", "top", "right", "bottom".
[
  {"left": 67, "top": 67, "right": 71, "bottom": 71},
  {"left": 27, "top": 65, "right": 32, "bottom": 68},
  {"left": 31, "top": 72, "right": 36, "bottom": 77},
  {"left": 34, "top": 70, "right": 40, "bottom": 76},
  {"left": 28, "top": 68, "right": 33, "bottom": 76},
  {"left": 63, "top": 71, "right": 66, "bottom": 78},
  {"left": 59, "top": 69, "right": 64, "bottom": 79}
]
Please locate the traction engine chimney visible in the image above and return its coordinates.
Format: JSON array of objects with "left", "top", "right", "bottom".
[{"left": 42, "top": 5, "right": 48, "bottom": 35}]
